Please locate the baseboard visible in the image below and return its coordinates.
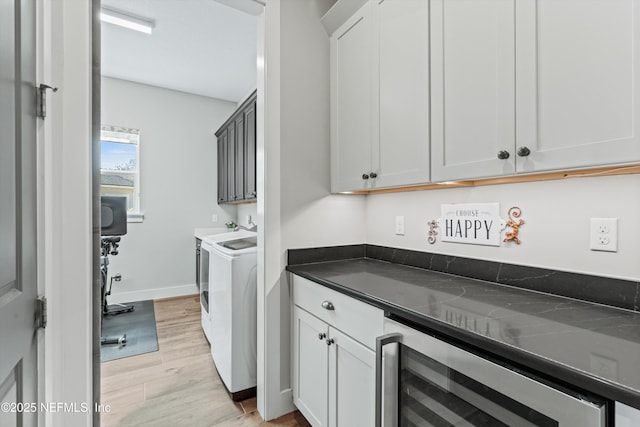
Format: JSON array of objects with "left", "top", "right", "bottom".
[{"left": 108, "top": 283, "right": 198, "bottom": 304}]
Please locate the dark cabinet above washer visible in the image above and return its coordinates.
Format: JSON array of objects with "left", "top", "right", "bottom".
[{"left": 216, "top": 90, "right": 257, "bottom": 205}]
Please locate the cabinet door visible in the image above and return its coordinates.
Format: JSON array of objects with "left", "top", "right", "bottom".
[
  {"left": 330, "top": 1, "right": 374, "bottom": 193},
  {"left": 374, "top": 0, "right": 430, "bottom": 189},
  {"left": 217, "top": 130, "right": 228, "bottom": 204},
  {"left": 617, "top": 402, "right": 640, "bottom": 426},
  {"left": 234, "top": 114, "right": 245, "bottom": 201},
  {"left": 244, "top": 100, "right": 257, "bottom": 200},
  {"left": 226, "top": 123, "right": 236, "bottom": 201},
  {"left": 328, "top": 327, "right": 376, "bottom": 427},
  {"left": 516, "top": 0, "right": 640, "bottom": 172},
  {"left": 293, "top": 307, "right": 329, "bottom": 427},
  {"left": 430, "top": 0, "right": 516, "bottom": 181}
]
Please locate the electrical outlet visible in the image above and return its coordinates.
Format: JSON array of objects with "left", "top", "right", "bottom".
[
  {"left": 395, "top": 216, "right": 405, "bottom": 236},
  {"left": 211, "top": 214, "right": 218, "bottom": 223},
  {"left": 590, "top": 218, "right": 618, "bottom": 252}
]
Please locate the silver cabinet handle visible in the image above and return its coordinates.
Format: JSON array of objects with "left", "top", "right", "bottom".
[
  {"left": 321, "top": 301, "right": 334, "bottom": 311},
  {"left": 376, "top": 333, "right": 401, "bottom": 427}
]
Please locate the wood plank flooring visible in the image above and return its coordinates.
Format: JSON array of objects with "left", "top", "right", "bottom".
[{"left": 101, "top": 295, "right": 310, "bottom": 427}]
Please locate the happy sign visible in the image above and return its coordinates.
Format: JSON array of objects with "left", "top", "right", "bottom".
[{"left": 440, "top": 203, "right": 504, "bottom": 246}]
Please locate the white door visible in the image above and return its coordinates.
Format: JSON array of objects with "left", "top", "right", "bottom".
[
  {"left": 0, "top": 0, "right": 39, "bottom": 425},
  {"left": 328, "top": 327, "right": 375, "bottom": 427},
  {"left": 292, "top": 307, "right": 329, "bottom": 427},
  {"left": 374, "top": 0, "right": 430, "bottom": 189},
  {"left": 331, "top": 1, "right": 374, "bottom": 193},
  {"left": 515, "top": 0, "right": 640, "bottom": 173},
  {"left": 430, "top": 0, "right": 516, "bottom": 182}
]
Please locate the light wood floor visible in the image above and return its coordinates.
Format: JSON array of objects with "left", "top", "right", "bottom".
[{"left": 101, "top": 295, "right": 310, "bottom": 427}]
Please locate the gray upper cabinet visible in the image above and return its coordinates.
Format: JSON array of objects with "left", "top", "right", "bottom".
[
  {"left": 217, "top": 129, "right": 228, "bottom": 204},
  {"left": 216, "top": 90, "right": 257, "bottom": 204},
  {"left": 244, "top": 101, "right": 257, "bottom": 199},
  {"left": 234, "top": 114, "right": 245, "bottom": 201}
]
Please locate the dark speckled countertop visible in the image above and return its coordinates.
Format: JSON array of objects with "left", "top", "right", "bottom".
[{"left": 287, "top": 257, "right": 640, "bottom": 409}]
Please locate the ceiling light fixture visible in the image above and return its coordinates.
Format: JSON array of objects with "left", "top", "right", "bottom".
[{"left": 100, "top": 7, "right": 155, "bottom": 34}]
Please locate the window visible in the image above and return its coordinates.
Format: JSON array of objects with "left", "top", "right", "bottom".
[{"left": 100, "top": 125, "right": 141, "bottom": 220}]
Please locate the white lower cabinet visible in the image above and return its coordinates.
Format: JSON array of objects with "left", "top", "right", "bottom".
[
  {"left": 328, "top": 327, "right": 376, "bottom": 427},
  {"left": 292, "top": 275, "right": 383, "bottom": 427},
  {"left": 292, "top": 307, "right": 330, "bottom": 427}
]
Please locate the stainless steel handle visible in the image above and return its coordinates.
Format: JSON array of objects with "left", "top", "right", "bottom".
[
  {"left": 318, "top": 332, "right": 326, "bottom": 340},
  {"left": 517, "top": 146, "right": 531, "bottom": 157},
  {"left": 321, "top": 301, "right": 334, "bottom": 311},
  {"left": 497, "top": 150, "right": 510, "bottom": 160},
  {"left": 326, "top": 338, "right": 335, "bottom": 346},
  {"left": 376, "top": 333, "right": 402, "bottom": 427},
  {"left": 362, "top": 173, "right": 370, "bottom": 180}
]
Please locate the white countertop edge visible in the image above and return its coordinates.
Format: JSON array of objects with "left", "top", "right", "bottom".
[{"left": 194, "top": 227, "right": 231, "bottom": 240}]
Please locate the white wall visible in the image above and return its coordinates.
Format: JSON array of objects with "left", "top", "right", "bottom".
[
  {"left": 258, "top": 0, "right": 364, "bottom": 419},
  {"left": 101, "top": 77, "right": 238, "bottom": 301},
  {"left": 238, "top": 203, "right": 258, "bottom": 227},
  {"left": 366, "top": 174, "right": 640, "bottom": 281}
]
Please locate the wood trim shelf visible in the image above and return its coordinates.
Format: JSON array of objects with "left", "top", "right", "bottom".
[{"left": 343, "top": 164, "right": 640, "bottom": 195}]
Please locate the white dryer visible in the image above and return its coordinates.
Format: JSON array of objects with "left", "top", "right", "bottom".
[{"left": 202, "top": 230, "right": 257, "bottom": 399}]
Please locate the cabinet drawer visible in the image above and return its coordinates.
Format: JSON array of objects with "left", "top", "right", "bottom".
[{"left": 292, "top": 275, "right": 383, "bottom": 349}]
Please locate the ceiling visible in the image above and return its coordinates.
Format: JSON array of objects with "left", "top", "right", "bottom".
[{"left": 101, "top": 0, "right": 258, "bottom": 103}]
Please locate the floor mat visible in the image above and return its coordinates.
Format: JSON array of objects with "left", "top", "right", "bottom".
[{"left": 101, "top": 300, "right": 159, "bottom": 362}]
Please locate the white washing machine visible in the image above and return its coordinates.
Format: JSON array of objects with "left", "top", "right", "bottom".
[{"left": 202, "top": 230, "right": 257, "bottom": 399}]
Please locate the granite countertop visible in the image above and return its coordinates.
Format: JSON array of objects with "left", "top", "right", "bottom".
[{"left": 287, "top": 257, "right": 640, "bottom": 409}]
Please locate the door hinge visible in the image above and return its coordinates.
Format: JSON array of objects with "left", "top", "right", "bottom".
[
  {"left": 36, "top": 296, "right": 47, "bottom": 329},
  {"left": 37, "top": 84, "right": 58, "bottom": 119}
]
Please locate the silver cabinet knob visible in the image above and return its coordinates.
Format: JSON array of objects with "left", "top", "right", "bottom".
[
  {"left": 326, "top": 338, "right": 335, "bottom": 346},
  {"left": 369, "top": 172, "right": 377, "bottom": 179},
  {"left": 318, "top": 332, "right": 326, "bottom": 340},
  {"left": 362, "top": 173, "right": 370, "bottom": 180},
  {"left": 497, "top": 150, "right": 510, "bottom": 160},
  {"left": 517, "top": 146, "right": 531, "bottom": 157},
  {"left": 321, "top": 301, "right": 335, "bottom": 311}
]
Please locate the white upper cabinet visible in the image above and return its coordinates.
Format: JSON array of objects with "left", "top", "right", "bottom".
[
  {"left": 375, "top": 0, "right": 430, "bottom": 189},
  {"left": 430, "top": 0, "right": 516, "bottom": 181},
  {"left": 516, "top": 0, "right": 640, "bottom": 173},
  {"left": 327, "top": 0, "right": 430, "bottom": 192},
  {"left": 330, "top": 1, "right": 374, "bottom": 192},
  {"left": 328, "top": 0, "right": 640, "bottom": 187},
  {"left": 432, "top": 0, "right": 640, "bottom": 182}
]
